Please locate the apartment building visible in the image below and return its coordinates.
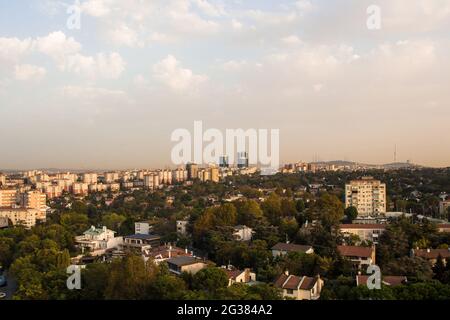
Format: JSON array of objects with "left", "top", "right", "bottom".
[
  {"left": 73, "top": 183, "right": 89, "bottom": 195},
  {"left": 0, "top": 207, "right": 37, "bottom": 228},
  {"left": 345, "top": 177, "right": 386, "bottom": 216},
  {"left": 339, "top": 224, "right": 386, "bottom": 244},
  {"left": 104, "top": 172, "right": 119, "bottom": 183},
  {"left": 0, "top": 189, "right": 18, "bottom": 207},
  {"left": 18, "top": 190, "right": 47, "bottom": 221},
  {"left": 82, "top": 173, "right": 98, "bottom": 184},
  {"left": 0, "top": 174, "right": 6, "bottom": 186},
  {"left": 144, "top": 174, "right": 160, "bottom": 190}
]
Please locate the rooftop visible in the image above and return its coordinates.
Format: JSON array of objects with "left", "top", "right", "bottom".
[
  {"left": 340, "top": 224, "right": 387, "bottom": 230},
  {"left": 271, "top": 243, "right": 313, "bottom": 253},
  {"left": 337, "top": 245, "right": 374, "bottom": 258},
  {"left": 125, "top": 234, "right": 161, "bottom": 240},
  {"left": 166, "top": 256, "right": 203, "bottom": 267}
]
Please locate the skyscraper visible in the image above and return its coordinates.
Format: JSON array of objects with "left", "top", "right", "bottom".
[
  {"left": 237, "top": 152, "right": 249, "bottom": 168},
  {"left": 219, "top": 156, "right": 229, "bottom": 168}
]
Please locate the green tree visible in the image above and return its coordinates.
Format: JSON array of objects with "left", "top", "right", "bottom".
[{"left": 344, "top": 206, "right": 358, "bottom": 222}]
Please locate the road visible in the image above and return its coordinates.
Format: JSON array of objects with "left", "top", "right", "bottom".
[{"left": 0, "top": 271, "right": 17, "bottom": 300}]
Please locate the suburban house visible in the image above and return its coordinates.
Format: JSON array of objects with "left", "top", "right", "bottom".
[
  {"left": 271, "top": 243, "right": 314, "bottom": 257},
  {"left": 411, "top": 248, "right": 450, "bottom": 266},
  {"left": 222, "top": 267, "right": 257, "bottom": 286},
  {"left": 233, "top": 225, "right": 254, "bottom": 241},
  {"left": 121, "top": 234, "right": 161, "bottom": 252},
  {"left": 274, "top": 272, "right": 324, "bottom": 300},
  {"left": 166, "top": 256, "right": 208, "bottom": 275},
  {"left": 339, "top": 224, "right": 386, "bottom": 244},
  {"left": 337, "top": 245, "right": 376, "bottom": 269},
  {"left": 75, "top": 226, "right": 122, "bottom": 254},
  {"left": 356, "top": 275, "right": 407, "bottom": 287},
  {"left": 437, "top": 224, "right": 450, "bottom": 233},
  {"left": 143, "top": 245, "right": 193, "bottom": 264}
]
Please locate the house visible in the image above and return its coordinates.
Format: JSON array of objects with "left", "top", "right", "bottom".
[
  {"left": 337, "top": 245, "right": 376, "bottom": 269},
  {"left": 271, "top": 243, "right": 314, "bottom": 257},
  {"left": 411, "top": 248, "right": 450, "bottom": 266},
  {"left": 143, "top": 245, "right": 193, "bottom": 264},
  {"left": 233, "top": 225, "right": 254, "bottom": 241},
  {"left": 339, "top": 224, "right": 386, "bottom": 244},
  {"left": 356, "top": 275, "right": 407, "bottom": 287},
  {"left": 121, "top": 234, "right": 161, "bottom": 252},
  {"left": 166, "top": 256, "right": 208, "bottom": 275},
  {"left": 75, "top": 226, "right": 122, "bottom": 254},
  {"left": 222, "top": 267, "right": 257, "bottom": 286},
  {"left": 274, "top": 272, "right": 324, "bottom": 300}
]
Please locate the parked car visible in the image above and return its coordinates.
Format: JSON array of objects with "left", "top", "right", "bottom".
[{"left": 0, "top": 274, "right": 7, "bottom": 287}]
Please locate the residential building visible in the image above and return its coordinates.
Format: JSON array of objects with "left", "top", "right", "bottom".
[
  {"left": 274, "top": 272, "right": 324, "bottom": 300},
  {"left": 18, "top": 190, "right": 47, "bottom": 221},
  {"left": 337, "top": 245, "right": 376, "bottom": 269},
  {"left": 211, "top": 167, "right": 219, "bottom": 183},
  {"left": 75, "top": 226, "right": 122, "bottom": 253},
  {"left": 166, "top": 256, "right": 208, "bottom": 275},
  {"left": 411, "top": 248, "right": 450, "bottom": 266},
  {"left": 44, "top": 185, "right": 62, "bottom": 199},
  {"left": 186, "top": 163, "right": 199, "bottom": 180},
  {"left": 345, "top": 177, "right": 387, "bottom": 216},
  {"left": 356, "top": 275, "right": 407, "bottom": 287},
  {"left": 0, "top": 207, "right": 37, "bottom": 228},
  {"left": 144, "top": 174, "right": 160, "bottom": 190},
  {"left": 339, "top": 224, "right": 386, "bottom": 244},
  {"left": 0, "top": 189, "right": 18, "bottom": 207},
  {"left": 82, "top": 173, "right": 98, "bottom": 184},
  {"left": 135, "top": 221, "right": 156, "bottom": 235},
  {"left": 437, "top": 224, "right": 450, "bottom": 233},
  {"left": 271, "top": 243, "right": 314, "bottom": 257},
  {"left": 219, "top": 156, "right": 229, "bottom": 168},
  {"left": 0, "top": 174, "right": 6, "bottom": 186},
  {"left": 233, "top": 225, "right": 254, "bottom": 241},
  {"left": 104, "top": 172, "right": 119, "bottom": 183},
  {"left": 72, "top": 183, "right": 89, "bottom": 195},
  {"left": 223, "top": 267, "right": 257, "bottom": 286},
  {"left": 143, "top": 245, "right": 193, "bottom": 264},
  {"left": 122, "top": 234, "right": 161, "bottom": 252},
  {"left": 237, "top": 152, "right": 249, "bottom": 168},
  {"left": 108, "top": 183, "right": 120, "bottom": 192}
]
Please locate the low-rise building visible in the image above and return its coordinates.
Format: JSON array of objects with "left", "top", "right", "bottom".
[
  {"left": 437, "top": 224, "right": 450, "bottom": 233},
  {"left": 166, "top": 256, "right": 208, "bottom": 275},
  {"left": 122, "top": 234, "right": 161, "bottom": 252},
  {"left": 233, "top": 225, "right": 254, "bottom": 241},
  {"left": 271, "top": 243, "right": 314, "bottom": 257},
  {"left": 339, "top": 224, "right": 386, "bottom": 244},
  {"left": 223, "top": 267, "right": 257, "bottom": 286},
  {"left": 356, "top": 275, "right": 407, "bottom": 287},
  {"left": 439, "top": 200, "right": 450, "bottom": 215},
  {"left": 75, "top": 226, "right": 122, "bottom": 253},
  {"left": 337, "top": 245, "right": 376, "bottom": 269},
  {"left": 143, "top": 245, "right": 193, "bottom": 264},
  {"left": 176, "top": 220, "right": 189, "bottom": 236},
  {"left": 274, "top": 272, "right": 324, "bottom": 300},
  {"left": 411, "top": 248, "right": 450, "bottom": 266}
]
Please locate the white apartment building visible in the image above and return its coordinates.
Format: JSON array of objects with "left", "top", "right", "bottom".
[
  {"left": 104, "top": 172, "right": 120, "bottom": 183},
  {"left": 0, "top": 207, "right": 37, "bottom": 228},
  {"left": 345, "top": 177, "right": 386, "bottom": 216},
  {"left": 44, "top": 185, "right": 63, "bottom": 199},
  {"left": 73, "top": 183, "right": 89, "bottom": 195},
  {"left": 144, "top": 174, "right": 160, "bottom": 190}
]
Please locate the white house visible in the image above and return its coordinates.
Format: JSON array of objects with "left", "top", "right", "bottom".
[
  {"left": 274, "top": 272, "right": 324, "bottom": 300},
  {"left": 233, "top": 225, "right": 254, "bottom": 241},
  {"left": 75, "top": 226, "right": 122, "bottom": 254}
]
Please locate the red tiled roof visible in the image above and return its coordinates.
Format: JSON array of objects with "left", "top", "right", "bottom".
[
  {"left": 415, "top": 249, "right": 450, "bottom": 259},
  {"left": 299, "top": 277, "right": 317, "bottom": 290},
  {"left": 274, "top": 274, "right": 317, "bottom": 291},
  {"left": 356, "top": 275, "right": 407, "bottom": 287},
  {"left": 338, "top": 245, "right": 374, "bottom": 258},
  {"left": 225, "top": 269, "right": 243, "bottom": 280}
]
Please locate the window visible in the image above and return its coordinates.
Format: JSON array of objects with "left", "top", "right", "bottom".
[{"left": 286, "top": 289, "right": 294, "bottom": 295}]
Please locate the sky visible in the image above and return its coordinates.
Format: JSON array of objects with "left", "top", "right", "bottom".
[{"left": 0, "top": 0, "right": 449, "bottom": 170}]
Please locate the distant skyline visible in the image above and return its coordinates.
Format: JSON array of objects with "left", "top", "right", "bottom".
[{"left": 1, "top": 0, "right": 450, "bottom": 169}]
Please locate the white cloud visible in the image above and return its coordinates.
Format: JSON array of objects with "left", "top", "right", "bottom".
[
  {"left": 62, "top": 85, "right": 130, "bottom": 106},
  {"left": 81, "top": 0, "right": 113, "bottom": 17},
  {"left": 193, "top": 0, "right": 226, "bottom": 17},
  {"left": 281, "top": 35, "right": 302, "bottom": 45},
  {"left": 34, "top": 31, "right": 82, "bottom": 66},
  {"left": 14, "top": 64, "right": 47, "bottom": 81},
  {"left": 65, "top": 52, "right": 126, "bottom": 79},
  {"left": 231, "top": 19, "right": 243, "bottom": 30},
  {"left": 222, "top": 60, "right": 247, "bottom": 71},
  {"left": 107, "top": 24, "right": 142, "bottom": 47},
  {"left": 0, "top": 37, "right": 33, "bottom": 62},
  {"left": 153, "top": 55, "right": 207, "bottom": 91}
]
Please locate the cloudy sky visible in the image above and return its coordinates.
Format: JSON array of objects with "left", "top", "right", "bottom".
[{"left": 0, "top": 0, "right": 449, "bottom": 170}]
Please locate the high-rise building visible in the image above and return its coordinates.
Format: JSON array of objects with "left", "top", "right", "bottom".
[
  {"left": 83, "top": 173, "right": 98, "bottom": 184},
  {"left": 0, "top": 173, "right": 6, "bottom": 186},
  {"left": 211, "top": 167, "right": 219, "bottom": 183},
  {"left": 19, "top": 190, "right": 47, "bottom": 221},
  {"left": 104, "top": 172, "right": 120, "bottom": 183},
  {"left": 237, "top": 152, "right": 249, "bottom": 168},
  {"left": 144, "top": 174, "right": 160, "bottom": 190},
  {"left": 0, "top": 207, "right": 37, "bottom": 229},
  {"left": 186, "top": 163, "right": 199, "bottom": 180},
  {"left": 345, "top": 177, "right": 386, "bottom": 216},
  {"left": 219, "top": 156, "right": 229, "bottom": 168},
  {"left": 0, "top": 189, "right": 18, "bottom": 207}
]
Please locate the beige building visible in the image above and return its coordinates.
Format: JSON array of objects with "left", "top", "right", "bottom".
[
  {"left": 274, "top": 273, "right": 324, "bottom": 300},
  {"left": 439, "top": 200, "right": 450, "bottom": 216},
  {"left": 19, "top": 190, "right": 47, "bottom": 221},
  {"left": 166, "top": 256, "right": 208, "bottom": 275},
  {"left": 44, "top": 185, "right": 63, "bottom": 199},
  {"left": 0, "top": 189, "right": 18, "bottom": 207},
  {"left": 337, "top": 245, "right": 376, "bottom": 269},
  {"left": 211, "top": 167, "right": 219, "bottom": 183},
  {"left": 144, "top": 174, "right": 160, "bottom": 190},
  {"left": 73, "top": 182, "right": 89, "bottom": 195},
  {"left": 0, "top": 174, "right": 6, "bottom": 186},
  {"left": 0, "top": 207, "right": 37, "bottom": 228},
  {"left": 345, "top": 177, "right": 386, "bottom": 216},
  {"left": 339, "top": 224, "right": 386, "bottom": 244},
  {"left": 104, "top": 172, "right": 120, "bottom": 183},
  {"left": 82, "top": 173, "right": 98, "bottom": 184}
]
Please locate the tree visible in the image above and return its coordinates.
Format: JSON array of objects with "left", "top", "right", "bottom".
[
  {"left": 261, "top": 193, "right": 282, "bottom": 225},
  {"left": 235, "top": 200, "right": 263, "bottom": 227},
  {"left": 101, "top": 213, "right": 126, "bottom": 232},
  {"left": 192, "top": 267, "right": 228, "bottom": 296},
  {"left": 307, "top": 193, "right": 344, "bottom": 230},
  {"left": 433, "top": 255, "right": 447, "bottom": 283},
  {"left": 344, "top": 206, "right": 358, "bottom": 222}
]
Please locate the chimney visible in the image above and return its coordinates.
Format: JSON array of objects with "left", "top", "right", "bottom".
[
  {"left": 427, "top": 248, "right": 431, "bottom": 253},
  {"left": 284, "top": 270, "right": 289, "bottom": 276},
  {"left": 185, "top": 247, "right": 188, "bottom": 254}
]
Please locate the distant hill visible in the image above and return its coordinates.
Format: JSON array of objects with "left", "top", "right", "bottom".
[{"left": 312, "top": 160, "right": 423, "bottom": 169}]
